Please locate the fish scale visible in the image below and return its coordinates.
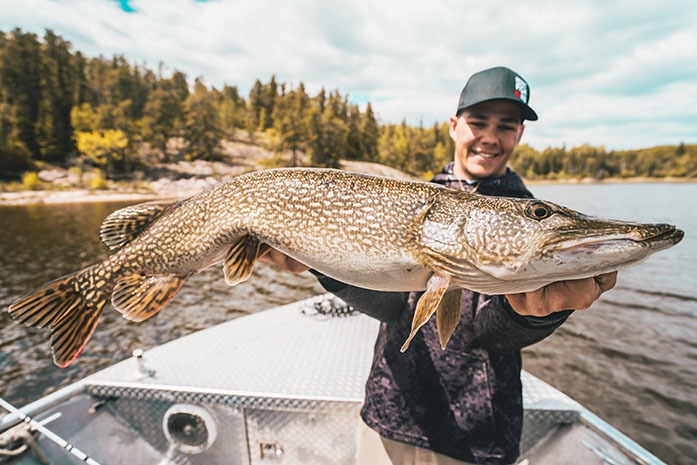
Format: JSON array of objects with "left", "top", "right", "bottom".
[{"left": 7, "top": 168, "right": 684, "bottom": 366}]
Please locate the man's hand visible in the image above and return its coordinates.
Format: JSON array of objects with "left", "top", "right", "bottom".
[
  {"left": 258, "top": 248, "right": 310, "bottom": 274},
  {"left": 505, "top": 272, "right": 618, "bottom": 317}
]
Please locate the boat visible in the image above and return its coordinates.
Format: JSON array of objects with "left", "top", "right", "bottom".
[{"left": 0, "top": 294, "right": 667, "bottom": 465}]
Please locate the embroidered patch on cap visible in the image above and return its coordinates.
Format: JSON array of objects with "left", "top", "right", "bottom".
[{"left": 514, "top": 76, "right": 528, "bottom": 103}]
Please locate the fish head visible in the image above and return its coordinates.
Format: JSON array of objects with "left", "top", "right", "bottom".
[{"left": 423, "top": 193, "right": 684, "bottom": 290}]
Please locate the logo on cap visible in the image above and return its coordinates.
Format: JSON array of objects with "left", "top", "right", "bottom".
[{"left": 514, "top": 76, "right": 528, "bottom": 103}]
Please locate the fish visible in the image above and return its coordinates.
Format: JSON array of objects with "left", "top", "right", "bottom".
[{"left": 8, "top": 168, "right": 684, "bottom": 366}]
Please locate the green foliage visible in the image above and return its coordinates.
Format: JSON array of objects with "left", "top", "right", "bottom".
[
  {"left": 181, "top": 78, "right": 223, "bottom": 161},
  {"left": 0, "top": 141, "right": 34, "bottom": 180},
  {"left": 75, "top": 129, "right": 129, "bottom": 174},
  {"left": 510, "top": 143, "right": 697, "bottom": 180},
  {"left": 0, "top": 27, "right": 693, "bottom": 182},
  {"left": 89, "top": 170, "right": 109, "bottom": 190},
  {"left": 21, "top": 171, "right": 42, "bottom": 190}
]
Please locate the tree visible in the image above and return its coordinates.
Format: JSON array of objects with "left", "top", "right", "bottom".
[
  {"left": 75, "top": 129, "right": 128, "bottom": 175},
  {"left": 272, "top": 83, "right": 311, "bottom": 166},
  {"left": 140, "top": 86, "right": 182, "bottom": 157},
  {"left": 0, "top": 29, "right": 42, "bottom": 158},
  {"left": 360, "top": 103, "right": 379, "bottom": 162},
  {"left": 182, "top": 79, "right": 223, "bottom": 161},
  {"left": 36, "top": 30, "right": 78, "bottom": 163}
]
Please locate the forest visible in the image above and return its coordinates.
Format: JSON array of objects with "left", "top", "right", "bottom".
[{"left": 1, "top": 28, "right": 695, "bottom": 183}]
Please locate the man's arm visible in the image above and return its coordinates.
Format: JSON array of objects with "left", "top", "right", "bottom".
[{"left": 473, "top": 272, "right": 617, "bottom": 351}]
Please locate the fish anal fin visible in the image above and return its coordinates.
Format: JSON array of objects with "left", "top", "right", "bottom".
[
  {"left": 100, "top": 199, "right": 179, "bottom": 251},
  {"left": 436, "top": 288, "right": 462, "bottom": 350},
  {"left": 224, "top": 235, "right": 269, "bottom": 286},
  {"left": 112, "top": 274, "right": 186, "bottom": 322},
  {"left": 400, "top": 274, "right": 451, "bottom": 352}
]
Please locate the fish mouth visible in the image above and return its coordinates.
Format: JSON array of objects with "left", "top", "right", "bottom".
[{"left": 551, "top": 224, "right": 684, "bottom": 253}]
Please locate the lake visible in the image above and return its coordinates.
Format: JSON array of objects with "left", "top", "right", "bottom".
[{"left": 1, "top": 182, "right": 696, "bottom": 465}]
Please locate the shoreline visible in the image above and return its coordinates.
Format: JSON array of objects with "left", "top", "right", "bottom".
[
  {"left": 1, "top": 175, "right": 694, "bottom": 207},
  {"left": 0, "top": 189, "right": 161, "bottom": 206}
]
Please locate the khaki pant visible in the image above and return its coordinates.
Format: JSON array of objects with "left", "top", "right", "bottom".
[{"left": 356, "top": 420, "right": 477, "bottom": 465}]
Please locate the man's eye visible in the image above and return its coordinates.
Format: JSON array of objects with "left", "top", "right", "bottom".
[{"left": 499, "top": 125, "right": 516, "bottom": 132}]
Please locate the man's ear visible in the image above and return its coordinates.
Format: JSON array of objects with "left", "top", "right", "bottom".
[
  {"left": 448, "top": 115, "right": 459, "bottom": 141},
  {"left": 516, "top": 123, "right": 526, "bottom": 144}
]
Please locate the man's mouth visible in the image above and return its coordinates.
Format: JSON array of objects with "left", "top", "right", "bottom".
[{"left": 472, "top": 150, "right": 500, "bottom": 159}]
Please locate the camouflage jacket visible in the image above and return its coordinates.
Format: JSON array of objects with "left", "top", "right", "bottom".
[{"left": 317, "top": 165, "right": 571, "bottom": 464}]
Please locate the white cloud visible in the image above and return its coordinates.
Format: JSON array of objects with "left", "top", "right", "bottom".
[{"left": 1, "top": 0, "right": 696, "bottom": 150}]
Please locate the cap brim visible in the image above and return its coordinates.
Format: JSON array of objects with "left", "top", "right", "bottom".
[{"left": 457, "top": 97, "right": 538, "bottom": 121}]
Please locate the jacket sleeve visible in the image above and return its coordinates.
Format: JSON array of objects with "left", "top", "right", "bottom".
[
  {"left": 472, "top": 294, "right": 572, "bottom": 351},
  {"left": 311, "top": 271, "right": 407, "bottom": 322}
]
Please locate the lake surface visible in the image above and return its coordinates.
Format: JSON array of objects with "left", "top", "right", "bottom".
[{"left": 1, "top": 182, "right": 696, "bottom": 465}]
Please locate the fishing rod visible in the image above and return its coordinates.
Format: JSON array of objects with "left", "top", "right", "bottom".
[{"left": 0, "top": 396, "right": 102, "bottom": 465}]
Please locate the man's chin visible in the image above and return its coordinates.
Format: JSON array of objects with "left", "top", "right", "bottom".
[{"left": 466, "top": 160, "right": 506, "bottom": 179}]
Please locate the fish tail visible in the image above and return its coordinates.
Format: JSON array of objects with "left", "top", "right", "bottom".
[{"left": 8, "top": 265, "right": 109, "bottom": 368}]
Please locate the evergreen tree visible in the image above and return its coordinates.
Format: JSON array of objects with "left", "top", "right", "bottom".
[
  {"left": 140, "top": 85, "right": 183, "bottom": 158},
  {"left": 36, "top": 30, "right": 77, "bottom": 163},
  {"left": 360, "top": 103, "right": 379, "bottom": 162},
  {"left": 0, "top": 29, "right": 42, "bottom": 158},
  {"left": 272, "top": 83, "right": 311, "bottom": 166},
  {"left": 182, "top": 78, "right": 223, "bottom": 161}
]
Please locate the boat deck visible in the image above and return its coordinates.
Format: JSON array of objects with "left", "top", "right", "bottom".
[{"left": 1, "top": 295, "right": 665, "bottom": 465}]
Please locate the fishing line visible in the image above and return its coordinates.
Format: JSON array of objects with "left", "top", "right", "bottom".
[{"left": 0, "top": 397, "right": 103, "bottom": 465}]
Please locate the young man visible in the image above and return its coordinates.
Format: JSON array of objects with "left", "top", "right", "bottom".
[{"left": 263, "top": 67, "right": 617, "bottom": 464}]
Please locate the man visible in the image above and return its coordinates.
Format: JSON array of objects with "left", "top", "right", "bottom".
[{"left": 263, "top": 66, "right": 617, "bottom": 464}]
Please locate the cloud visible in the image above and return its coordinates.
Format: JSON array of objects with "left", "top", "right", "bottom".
[{"left": 1, "top": 0, "right": 695, "bottom": 150}]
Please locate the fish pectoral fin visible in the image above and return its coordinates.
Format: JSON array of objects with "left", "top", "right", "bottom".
[
  {"left": 436, "top": 288, "right": 462, "bottom": 350},
  {"left": 112, "top": 274, "right": 187, "bottom": 322},
  {"left": 400, "top": 274, "right": 451, "bottom": 352},
  {"left": 223, "top": 235, "right": 270, "bottom": 286},
  {"left": 99, "top": 199, "right": 180, "bottom": 251}
]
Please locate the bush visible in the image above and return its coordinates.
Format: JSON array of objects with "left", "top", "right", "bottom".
[
  {"left": 0, "top": 145, "right": 34, "bottom": 180},
  {"left": 89, "top": 170, "right": 109, "bottom": 190},
  {"left": 21, "top": 172, "right": 42, "bottom": 190}
]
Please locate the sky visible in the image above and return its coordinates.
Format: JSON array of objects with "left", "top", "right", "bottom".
[{"left": 1, "top": 0, "right": 696, "bottom": 151}]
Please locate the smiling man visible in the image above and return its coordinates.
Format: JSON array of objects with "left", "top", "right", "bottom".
[{"left": 263, "top": 67, "right": 617, "bottom": 464}]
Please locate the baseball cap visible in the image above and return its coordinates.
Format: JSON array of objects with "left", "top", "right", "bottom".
[{"left": 456, "top": 67, "right": 538, "bottom": 121}]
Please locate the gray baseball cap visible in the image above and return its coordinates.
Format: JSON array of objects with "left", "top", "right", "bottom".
[{"left": 456, "top": 66, "right": 538, "bottom": 121}]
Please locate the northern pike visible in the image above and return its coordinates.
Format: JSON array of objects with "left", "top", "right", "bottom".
[{"left": 8, "top": 168, "right": 684, "bottom": 367}]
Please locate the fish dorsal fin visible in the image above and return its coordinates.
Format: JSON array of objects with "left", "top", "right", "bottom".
[
  {"left": 223, "top": 235, "right": 270, "bottom": 286},
  {"left": 100, "top": 199, "right": 179, "bottom": 251},
  {"left": 112, "top": 274, "right": 187, "bottom": 322},
  {"left": 400, "top": 274, "right": 452, "bottom": 352}
]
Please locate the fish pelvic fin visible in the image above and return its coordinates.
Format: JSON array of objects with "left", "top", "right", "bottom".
[
  {"left": 112, "top": 274, "right": 187, "bottom": 322},
  {"left": 99, "top": 199, "right": 179, "bottom": 251},
  {"left": 436, "top": 288, "right": 462, "bottom": 350},
  {"left": 8, "top": 266, "right": 109, "bottom": 368},
  {"left": 223, "top": 235, "right": 270, "bottom": 286},
  {"left": 400, "top": 274, "right": 452, "bottom": 352}
]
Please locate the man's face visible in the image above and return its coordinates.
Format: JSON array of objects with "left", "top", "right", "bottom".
[{"left": 449, "top": 100, "right": 525, "bottom": 181}]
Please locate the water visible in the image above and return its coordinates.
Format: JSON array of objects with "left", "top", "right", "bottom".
[{"left": 1, "top": 183, "right": 696, "bottom": 465}]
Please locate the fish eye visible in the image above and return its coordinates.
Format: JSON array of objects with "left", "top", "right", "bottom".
[{"left": 526, "top": 201, "right": 553, "bottom": 220}]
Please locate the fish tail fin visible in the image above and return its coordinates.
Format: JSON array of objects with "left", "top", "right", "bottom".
[{"left": 8, "top": 265, "right": 109, "bottom": 368}]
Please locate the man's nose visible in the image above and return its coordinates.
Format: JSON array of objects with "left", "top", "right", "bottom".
[{"left": 479, "top": 126, "right": 499, "bottom": 144}]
